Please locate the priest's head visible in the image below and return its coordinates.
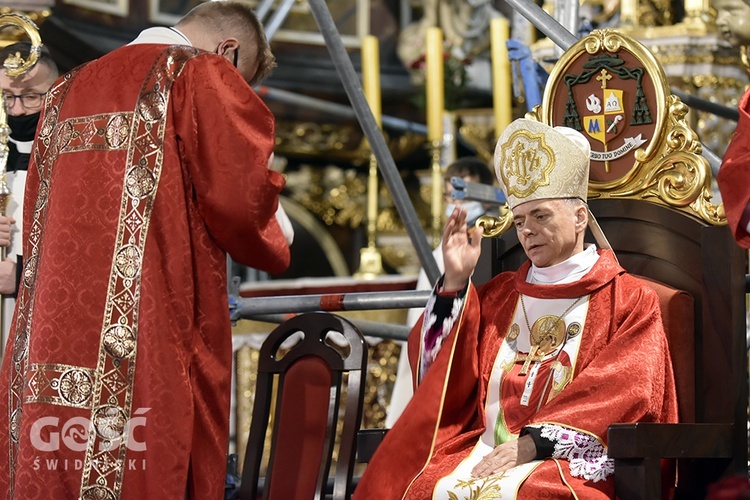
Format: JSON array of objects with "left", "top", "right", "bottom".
[
  {"left": 176, "top": 1, "right": 276, "bottom": 87},
  {"left": 493, "top": 118, "right": 609, "bottom": 267}
]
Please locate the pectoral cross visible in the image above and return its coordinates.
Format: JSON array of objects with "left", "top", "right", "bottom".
[{"left": 515, "top": 344, "right": 545, "bottom": 376}]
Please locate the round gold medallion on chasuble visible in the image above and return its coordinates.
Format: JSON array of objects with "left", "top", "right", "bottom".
[{"left": 530, "top": 315, "right": 567, "bottom": 356}]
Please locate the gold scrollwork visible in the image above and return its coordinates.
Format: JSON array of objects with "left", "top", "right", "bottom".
[
  {"left": 537, "top": 29, "right": 725, "bottom": 226},
  {"left": 583, "top": 29, "right": 624, "bottom": 55},
  {"left": 477, "top": 206, "right": 513, "bottom": 238},
  {"left": 600, "top": 94, "right": 723, "bottom": 222}
]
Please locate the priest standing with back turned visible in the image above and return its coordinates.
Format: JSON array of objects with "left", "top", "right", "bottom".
[{"left": 0, "top": 2, "right": 292, "bottom": 499}]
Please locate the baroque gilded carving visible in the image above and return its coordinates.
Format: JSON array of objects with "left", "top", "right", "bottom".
[
  {"left": 485, "top": 29, "right": 725, "bottom": 238},
  {"left": 274, "top": 120, "right": 423, "bottom": 164},
  {"left": 548, "top": 30, "right": 723, "bottom": 225}
]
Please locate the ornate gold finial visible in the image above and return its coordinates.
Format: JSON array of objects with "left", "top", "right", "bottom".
[{"left": 0, "top": 14, "right": 41, "bottom": 77}]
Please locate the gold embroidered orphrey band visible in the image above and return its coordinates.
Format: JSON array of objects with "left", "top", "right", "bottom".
[
  {"left": 7, "top": 64, "right": 85, "bottom": 497},
  {"left": 7, "top": 46, "right": 201, "bottom": 499}
]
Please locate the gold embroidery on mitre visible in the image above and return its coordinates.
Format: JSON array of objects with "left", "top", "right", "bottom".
[
  {"left": 494, "top": 119, "right": 591, "bottom": 210},
  {"left": 497, "top": 129, "right": 556, "bottom": 200}
]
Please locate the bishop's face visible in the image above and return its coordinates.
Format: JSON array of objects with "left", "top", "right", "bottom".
[
  {"left": 715, "top": 0, "right": 750, "bottom": 47},
  {"left": 512, "top": 198, "right": 588, "bottom": 268}
]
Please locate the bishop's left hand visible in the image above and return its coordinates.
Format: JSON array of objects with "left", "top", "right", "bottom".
[{"left": 471, "top": 434, "right": 537, "bottom": 478}]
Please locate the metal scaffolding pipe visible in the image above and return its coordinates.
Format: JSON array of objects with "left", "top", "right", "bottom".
[
  {"left": 244, "top": 313, "right": 411, "bottom": 341},
  {"left": 505, "top": 0, "right": 578, "bottom": 50},
  {"left": 236, "top": 290, "right": 432, "bottom": 317},
  {"left": 306, "top": 0, "right": 441, "bottom": 285},
  {"left": 257, "top": 86, "right": 429, "bottom": 135},
  {"left": 670, "top": 89, "right": 739, "bottom": 122},
  {"left": 702, "top": 143, "right": 721, "bottom": 176},
  {"left": 263, "top": 0, "right": 296, "bottom": 42},
  {"left": 255, "top": 0, "right": 275, "bottom": 23}
]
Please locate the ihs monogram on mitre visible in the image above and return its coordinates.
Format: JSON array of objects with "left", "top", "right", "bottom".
[{"left": 494, "top": 120, "right": 591, "bottom": 209}]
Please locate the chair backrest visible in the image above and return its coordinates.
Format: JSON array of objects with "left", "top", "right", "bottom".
[{"left": 239, "top": 312, "right": 368, "bottom": 500}]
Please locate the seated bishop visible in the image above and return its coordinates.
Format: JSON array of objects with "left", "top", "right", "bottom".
[{"left": 354, "top": 118, "right": 678, "bottom": 499}]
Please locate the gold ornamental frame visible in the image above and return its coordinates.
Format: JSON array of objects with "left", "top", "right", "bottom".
[
  {"left": 480, "top": 29, "right": 724, "bottom": 238},
  {"left": 536, "top": 29, "right": 723, "bottom": 225}
]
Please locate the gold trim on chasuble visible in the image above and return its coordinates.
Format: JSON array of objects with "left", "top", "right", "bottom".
[{"left": 6, "top": 46, "right": 201, "bottom": 499}]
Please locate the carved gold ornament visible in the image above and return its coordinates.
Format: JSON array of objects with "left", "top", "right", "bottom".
[
  {"left": 482, "top": 29, "right": 724, "bottom": 240},
  {"left": 538, "top": 29, "right": 724, "bottom": 225}
]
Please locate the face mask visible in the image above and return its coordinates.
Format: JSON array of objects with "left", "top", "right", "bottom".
[
  {"left": 445, "top": 201, "right": 486, "bottom": 224},
  {"left": 8, "top": 112, "right": 41, "bottom": 142}
]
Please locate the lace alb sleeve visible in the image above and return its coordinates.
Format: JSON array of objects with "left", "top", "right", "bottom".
[{"left": 526, "top": 424, "right": 614, "bottom": 482}]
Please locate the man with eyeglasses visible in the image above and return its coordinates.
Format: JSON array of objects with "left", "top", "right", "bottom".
[
  {"left": 0, "top": 42, "right": 58, "bottom": 341},
  {"left": 0, "top": 2, "right": 292, "bottom": 499}
]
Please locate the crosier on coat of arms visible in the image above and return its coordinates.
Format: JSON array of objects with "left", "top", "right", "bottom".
[{"left": 562, "top": 55, "right": 651, "bottom": 174}]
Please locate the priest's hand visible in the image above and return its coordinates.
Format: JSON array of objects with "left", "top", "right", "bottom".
[
  {"left": 0, "top": 216, "right": 15, "bottom": 248},
  {"left": 441, "top": 206, "right": 482, "bottom": 292},
  {"left": 0, "top": 258, "right": 16, "bottom": 295},
  {"left": 470, "top": 434, "right": 537, "bottom": 478}
]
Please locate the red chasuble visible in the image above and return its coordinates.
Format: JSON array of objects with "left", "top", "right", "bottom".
[
  {"left": 0, "top": 45, "right": 290, "bottom": 499},
  {"left": 354, "top": 250, "right": 677, "bottom": 499},
  {"left": 718, "top": 89, "right": 750, "bottom": 247}
]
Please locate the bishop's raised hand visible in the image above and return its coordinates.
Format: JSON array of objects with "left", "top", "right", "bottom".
[{"left": 441, "top": 206, "right": 482, "bottom": 292}]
